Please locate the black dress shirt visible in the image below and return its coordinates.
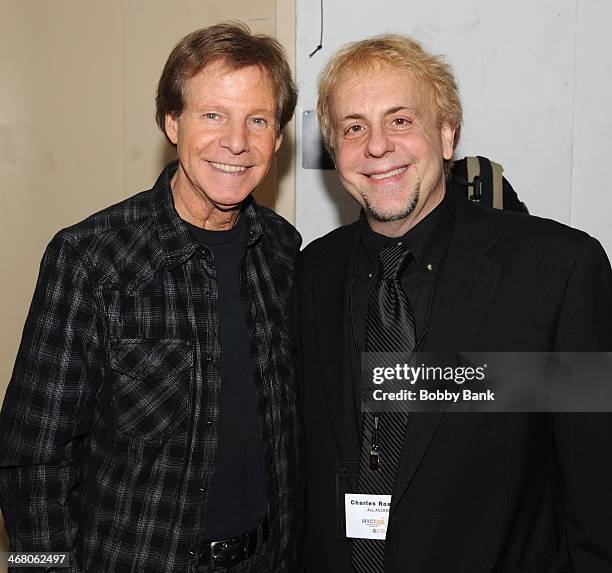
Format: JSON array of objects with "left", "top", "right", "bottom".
[{"left": 353, "top": 189, "right": 455, "bottom": 355}]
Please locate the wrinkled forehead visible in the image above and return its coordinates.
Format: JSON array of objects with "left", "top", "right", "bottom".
[
  {"left": 184, "top": 59, "right": 276, "bottom": 102},
  {"left": 179, "top": 64, "right": 278, "bottom": 128},
  {"left": 330, "top": 60, "right": 435, "bottom": 119},
  {"left": 196, "top": 59, "right": 273, "bottom": 86}
]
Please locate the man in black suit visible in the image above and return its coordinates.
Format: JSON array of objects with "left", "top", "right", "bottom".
[{"left": 298, "top": 34, "right": 612, "bottom": 572}]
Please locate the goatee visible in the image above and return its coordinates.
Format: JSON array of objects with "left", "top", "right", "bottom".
[{"left": 362, "top": 187, "right": 420, "bottom": 222}]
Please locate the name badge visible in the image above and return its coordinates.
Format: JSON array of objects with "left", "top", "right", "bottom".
[{"left": 344, "top": 493, "right": 391, "bottom": 539}]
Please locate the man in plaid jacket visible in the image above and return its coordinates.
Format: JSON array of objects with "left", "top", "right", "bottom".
[{"left": 0, "top": 23, "right": 301, "bottom": 573}]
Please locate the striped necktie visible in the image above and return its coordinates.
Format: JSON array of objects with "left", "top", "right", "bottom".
[{"left": 352, "top": 242, "right": 415, "bottom": 573}]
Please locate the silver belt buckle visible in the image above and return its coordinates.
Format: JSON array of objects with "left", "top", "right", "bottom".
[{"left": 210, "top": 537, "right": 248, "bottom": 570}]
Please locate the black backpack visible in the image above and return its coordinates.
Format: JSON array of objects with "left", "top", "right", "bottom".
[{"left": 450, "top": 156, "right": 528, "bottom": 214}]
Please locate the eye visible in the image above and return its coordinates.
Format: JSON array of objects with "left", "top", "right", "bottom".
[
  {"left": 392, "top": 117, "right": 412, "bottom": 127},
  {"left": 203, "top": 112, "right": 221, "bottom": 121},
  {"left": 344, "top": 124, "right": 364, "bottom": 137},
  {"left": 249, "top": 117, "right": 269, "bottom": 127}
]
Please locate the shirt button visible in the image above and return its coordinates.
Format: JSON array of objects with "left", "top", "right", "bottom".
[
  {"left": 189, "top": 551, "right": 195, "bottom": 557},
  {"left": 199, "top": 486, "right": 205, "bottom": 493},
  {"left": 205, "top": 356, "right": 212, "bottom": 363},
  {"left": 205, "top": 290, "right": 211, "bottom": 298},
  {"left": 207, "top": 419, "right": 213, "bottom": 427}
]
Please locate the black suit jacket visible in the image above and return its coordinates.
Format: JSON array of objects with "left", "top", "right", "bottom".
[{"left": 297, "top": 193, "right": 612, "bottom": 572}]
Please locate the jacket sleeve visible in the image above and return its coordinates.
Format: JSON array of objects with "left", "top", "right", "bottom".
[
  {"left": 551, "top": 236, "right": 612, "bottom": 572},
  {"left": 0, "top": 233, "right": 103, "bottom": 565}
]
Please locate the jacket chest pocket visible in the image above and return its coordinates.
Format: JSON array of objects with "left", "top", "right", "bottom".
[
  {"left": 102, "top": 287, "right": 193, "bottom": 340},
  {"left": 109, "top": 338, "right": 193, "bottom": 443}
]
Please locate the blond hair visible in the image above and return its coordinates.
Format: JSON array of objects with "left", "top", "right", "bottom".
[{"left": 317, "top": 34, "right": 462, "bottom": 157}]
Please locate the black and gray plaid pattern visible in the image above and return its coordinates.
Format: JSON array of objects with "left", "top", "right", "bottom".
[
  {"left": 0, "top": 161, "right": 301, "bottom": 573},
  {"left": 353, "top": 242, "right": 413, "bottom": 573}
]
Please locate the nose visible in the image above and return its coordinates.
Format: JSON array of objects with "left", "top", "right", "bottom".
[
  {"left": 219, "top": 120, "right": 249, "bottom": 154},
  {"left": 365, "top": 124, "right": 394, "bottom": 158}
]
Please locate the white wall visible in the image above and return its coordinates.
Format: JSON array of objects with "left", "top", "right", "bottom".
[{"left": 295, "top": 0, "right": 612, "bottom": 260}]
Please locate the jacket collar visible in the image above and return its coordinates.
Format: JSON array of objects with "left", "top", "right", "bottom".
[
  {"left": 310, "top": 224, "right": 362, "bottom": 463},
  {"left": 423, "top": 189, "right": 502, "bottom": 351}
]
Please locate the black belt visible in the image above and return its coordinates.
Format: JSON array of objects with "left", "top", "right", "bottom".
[{"left": 198, "top": 518, "right": 269, "bottom": 571}]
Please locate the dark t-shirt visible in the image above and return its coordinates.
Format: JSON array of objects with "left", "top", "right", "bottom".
[{"left": 186, "top": 216, "right": 267, "bottom": 540}]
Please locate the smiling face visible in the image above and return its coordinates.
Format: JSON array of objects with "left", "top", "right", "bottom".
[
  {"left": 330, "top": 63, "right": 455, "bottom": 236},
  {"left": 165, "top": 60, "right": 281, "bottom": 229}
]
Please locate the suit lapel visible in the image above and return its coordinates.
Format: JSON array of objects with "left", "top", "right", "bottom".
[
  {"left": 391, "top": 196, "right": 502, "bottom": 518},
  {"left": 311, "top": 230, "right": 361, "bottom": 463},
  {"left": 426, "top": 197, "right": 502, "bottom": 351}
]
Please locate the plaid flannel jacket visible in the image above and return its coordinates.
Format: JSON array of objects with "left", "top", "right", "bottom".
[{"left": 0, "top": 161, "right": 302, "bottom": 572}]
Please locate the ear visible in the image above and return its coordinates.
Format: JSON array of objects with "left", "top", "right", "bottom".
[
  {"left": 440, "top": 122, "right": 456, "bottom": 161},
  {"left": 274, "top": 131, "right": 283, "bottom": 153},
  {"left": 165, "top": 113, "right": 179, "bottom": 145}
]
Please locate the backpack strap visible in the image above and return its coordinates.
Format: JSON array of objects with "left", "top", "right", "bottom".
[
  {"left": 450, "top": 155, "right": 527, "bottom": 213},
  {"left": 466, "top": 156, "right": 481, "bottom": 203},
  {"left": 466, "top": 156, "right": 504, "bottom": 209},
  {"left": 489, "top": 159, "right": 504, "bottom": 210}
]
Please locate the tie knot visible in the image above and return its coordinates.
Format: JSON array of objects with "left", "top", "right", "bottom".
[{"left": 378, "top": 242, "right": 411, "bottom": 280}]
